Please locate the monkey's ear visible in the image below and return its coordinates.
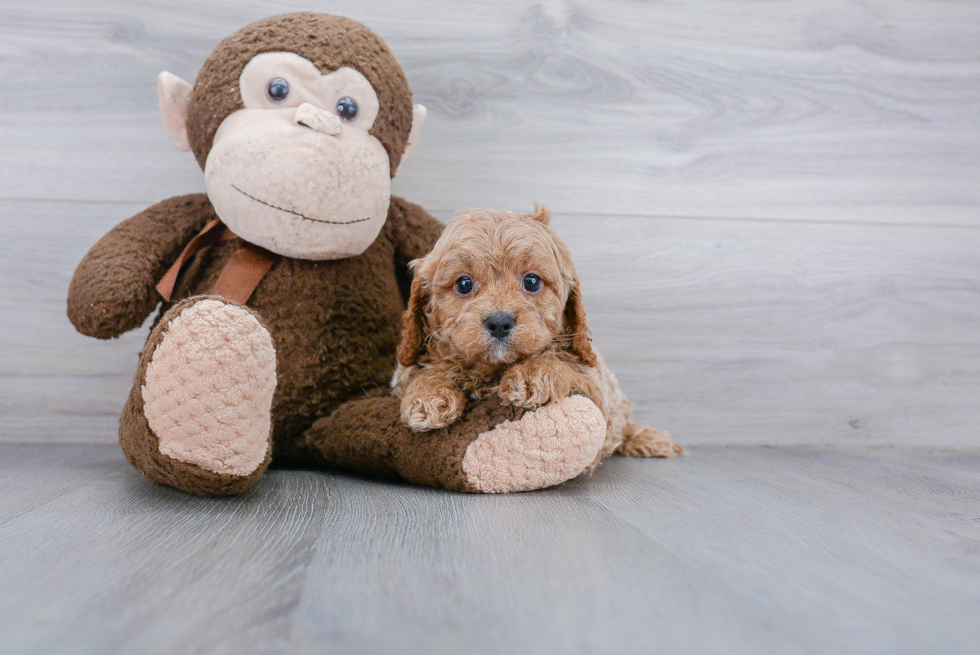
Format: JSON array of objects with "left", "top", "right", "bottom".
[
  {"left": 396, "top": 269, "right": 430, "bottom": 367},
  {"left": 396, "top": 104, "right": 427, "bottom": 174},
  {"left": 157, "top": 71, "right": 193, "bottom": 152}
]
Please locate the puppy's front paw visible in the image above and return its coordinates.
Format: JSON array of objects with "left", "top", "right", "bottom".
[
  {"left": 401, "top": 386, "right": 466, "bottom": 432},
  {"left": 498, "top": 363, "right": 558, "bottom": 409}
]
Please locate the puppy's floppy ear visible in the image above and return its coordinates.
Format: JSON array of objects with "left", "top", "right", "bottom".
[
  {"left": 563, "top": 275, "right": 598, "bottom": 367},
  {"left": 397, "top": 266, "right": 430, "bottom": 367},
  {"left": 530, "top": 203, "right": 552, "bottom": 226}
]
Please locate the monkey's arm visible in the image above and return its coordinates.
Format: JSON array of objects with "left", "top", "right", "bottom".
[{"left": 67, "top": 194, "right": 215, "bottom": 339}]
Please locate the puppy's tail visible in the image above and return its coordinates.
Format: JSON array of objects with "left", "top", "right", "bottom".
[{"left": 616, "top": 420, "right": 684, "bottom": 458}]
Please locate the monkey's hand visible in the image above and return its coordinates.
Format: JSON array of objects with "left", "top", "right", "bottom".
[
  {"left": 400, "top": 372, "right": 467, "bottom": 432},
  {"left": 67, "top": 194, "right": 214, "bottom": 339}
]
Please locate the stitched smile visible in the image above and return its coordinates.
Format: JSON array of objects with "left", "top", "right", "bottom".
[{"left": 232, "top": 185, "right": 371, "bottom": 225}]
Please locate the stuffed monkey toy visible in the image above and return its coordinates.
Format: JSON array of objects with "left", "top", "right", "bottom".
[{"left": 67, "top": 13, "right": 606, "bottom": 496}]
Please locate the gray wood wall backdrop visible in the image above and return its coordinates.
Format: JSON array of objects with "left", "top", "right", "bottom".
[{"left": 1, "top": 0, "right": 978, "bottom": 446}]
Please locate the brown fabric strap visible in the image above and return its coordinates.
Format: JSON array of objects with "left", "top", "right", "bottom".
[
  {"left": 156, "top": 219, "right": 235, "bottom": 301},
  {"left": 211, "top": 241, "right": 278, "bottom": 304},
  {"left": 155, "top": 218, "right": 277, "bottom": 304}
]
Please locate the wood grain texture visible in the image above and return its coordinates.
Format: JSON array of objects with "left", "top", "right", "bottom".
[
  {"left": 567, "top": 214, "right": 980, "bottom": 445},
  {"left": 0, "top": 0, "right": 978, "bottom": 223},
  {"left": 1, "top": 443, "right": 978, "bottom": 654},
  {"left": 0, "top": 3, "right": 978, "bottom": 444},
  {"left": 4, "top": 200, "right": 977, "bottom": 445}
]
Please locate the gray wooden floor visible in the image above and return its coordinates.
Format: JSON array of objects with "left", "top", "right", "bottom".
[
  {"left": 2, "top": 1, "right": 979, "bottom": 653},
  {"left": 1, "top": 443, "right": 978, "bottom": 654}
]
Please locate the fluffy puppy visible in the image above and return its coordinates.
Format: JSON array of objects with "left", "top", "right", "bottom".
[{"left": 391, "top": 206, "right": 682, "bottom": 466}]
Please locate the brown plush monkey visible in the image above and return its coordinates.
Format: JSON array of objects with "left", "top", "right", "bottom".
[{"left": 67, "top": 13, "right": 606, "bottom": 496}]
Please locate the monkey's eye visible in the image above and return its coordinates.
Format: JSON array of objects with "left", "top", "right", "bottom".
[
  {"left": 336, "top": 96, "right": 359, "bottom": 121},
  {"left": 267, "top": 78, "right": 290, "bottom": 103},
  {"left": 522, "top": 273, "right": 542, "bottom": 293},
  {"left": 454, "top": 276, "right": 474, "bottom": 295}
]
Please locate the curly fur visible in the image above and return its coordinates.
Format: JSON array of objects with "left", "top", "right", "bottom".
[{"left": 392, "top": 206, "right": 683, "bottom": 466}]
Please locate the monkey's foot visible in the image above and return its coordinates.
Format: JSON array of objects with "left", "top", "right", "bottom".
[
  {"left": 116, "top": 296, "right": 276, "bottom": 496},
  {"left": 140, "top": 297, "right": 277, "bottom": 479},
  {"left": 461, "top": 395, "right": 606, "bottom": 493}
]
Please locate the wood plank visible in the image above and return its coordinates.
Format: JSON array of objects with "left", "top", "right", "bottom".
[
  {"left": 288, "top": 463, "right": 800, "bottom": 654},
  {"left": 4, "top": 200, "right": 978, "bottom": 445},
  {"left": 563, "top": 213, "right": 980, "bottom": 445},
  {"left": 0, "top": 443, "right": 977, "bottom": 654},
  {"left": 0, "top": 444, "right": 333, "bottom": 654},
  {"left": 1, "top": 1, "right": 978, "bottom": 223},
  {"left": 0, "top": 200, "right": 152, "bottom": 443},
  {"left": 576, "top": 446, "right": 980, "bottom": 654},
  {"left": 0, "top": 444, "right": 121, "bottom": 524}
]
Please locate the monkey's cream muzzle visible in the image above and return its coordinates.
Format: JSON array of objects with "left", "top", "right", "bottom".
[{"left": 204, "top": 100, "right": 391, "bottom": 261}]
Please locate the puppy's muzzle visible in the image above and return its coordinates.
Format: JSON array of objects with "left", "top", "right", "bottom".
[{"left": 484, "top": 312, "right": 515, "bottom": 341}]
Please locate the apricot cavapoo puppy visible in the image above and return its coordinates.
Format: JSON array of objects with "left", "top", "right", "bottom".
[{"left": 392, "top": 206, "right": 683, "bottom": 466}]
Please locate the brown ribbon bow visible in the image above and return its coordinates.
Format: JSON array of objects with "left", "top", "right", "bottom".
[{"left": 156, "top": 219, "right": 278, "bottom": 305}]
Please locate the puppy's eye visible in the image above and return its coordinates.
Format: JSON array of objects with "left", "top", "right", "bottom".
[
  {"left": 454, "top": 276, "right": 474, "bottom": 295},
  {"left": 336, "top": 96, "right": 358, "bottom": 121},
  {"left": 267, "top": 78, "right": 290, "bottom": 103},
  {"left": 522, "top": 273, "right": 542, "bottom": 293}
]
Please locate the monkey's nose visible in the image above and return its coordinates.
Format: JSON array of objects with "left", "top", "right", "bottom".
[
  {"left": 484, "top": 312, "right": 516, "bottom": 341},
  {"left": 294, "top": 102, "right": 342, "bottom": 136}
]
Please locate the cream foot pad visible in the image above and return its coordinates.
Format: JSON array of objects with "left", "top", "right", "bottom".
[
  {"left": 142, "top": 299, "right": 277, "bottom": 476},
  {"left": 462, "top": 395, "right": 606, "bottom": 493}
]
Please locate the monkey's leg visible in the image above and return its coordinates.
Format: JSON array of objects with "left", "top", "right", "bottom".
[
  {"left": 303, "top": 394, "right": 606, "bottom": 493},
  {"left": 119, "top": 296, "right": 277, "bottom": 495}
]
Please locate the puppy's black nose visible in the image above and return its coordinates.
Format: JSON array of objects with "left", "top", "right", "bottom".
[{"left": 484, "top": 312, "right": 515, "bottom": 340}]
